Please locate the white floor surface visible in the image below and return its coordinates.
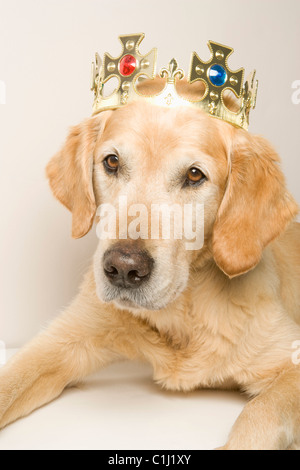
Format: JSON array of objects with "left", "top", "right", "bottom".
[{"left": 0, "top": 349, "right": 247, "bottom": 450}]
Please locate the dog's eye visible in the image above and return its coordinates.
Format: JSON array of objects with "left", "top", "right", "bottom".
[
  {"left": 184, "top": 167, "right": 206, "bottom": 187},
  {"left": 103, "top": 154, "right": 119, "bottom": 174}
]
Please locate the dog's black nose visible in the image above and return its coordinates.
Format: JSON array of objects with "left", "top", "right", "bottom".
[{"left": 103, "top": 245, "right": 153, "bottom": 288}]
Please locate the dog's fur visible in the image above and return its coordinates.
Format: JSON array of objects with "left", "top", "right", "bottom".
[{"left": 0, "top": 78, "right": 300, "bottom": 449}]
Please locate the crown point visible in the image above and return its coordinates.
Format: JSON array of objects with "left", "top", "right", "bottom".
[
  {"left": 107, "top": 62, "right": 116, "bottom": 72},
  {"left": 210, "top": 91, "right": 219, "bottom": 101},
  {"left": 215, "top": 50, "right": 224, "bottom": 61},
  {"left": 230, "top": 75, "right": 238, "bottom": 86},
  {"left": 125, "top": 40, "right": 135, "bottom": 51},
  {"left": 122, "top": 81, "right": 130, "bottom": 91},
  {"left": 195, "top": 65, "right": 205, "bottom": 76},
  {"left": 141, "top": 59, "right": 150, "bottom": 69},
  {"left": 119, "top": 54, "right": 137, "bottom": 76}
]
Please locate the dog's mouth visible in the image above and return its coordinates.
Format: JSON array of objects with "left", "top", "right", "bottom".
[
  {"left": 99, "top": 278, "right": 171, "bottom": 311},
  {"left": 110, "top": 289, "right": 164, "bottom": 311},
  {"left": 99, "top": 278, "right": 187, "bottom": 312}
]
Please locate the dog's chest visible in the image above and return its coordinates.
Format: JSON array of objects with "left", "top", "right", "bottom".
[
  {"left": 136, "top": 285, "right": 253, "bottom": 391},
  {"left": 149, "top": 322, "right": 241, "bottom": 392}
]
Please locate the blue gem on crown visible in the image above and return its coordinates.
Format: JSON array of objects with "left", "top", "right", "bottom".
[{"left": 208, "top": 64, "right": 227, "bottom": 86}]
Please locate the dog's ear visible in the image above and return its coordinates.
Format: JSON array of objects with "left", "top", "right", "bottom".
[
  {"left": 213, "top": 131, "right": 298, "bottom": 278},
  {"left": 46, "top": 115, "right": 105, "bottom": 239}
]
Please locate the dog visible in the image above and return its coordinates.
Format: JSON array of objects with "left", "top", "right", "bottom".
[{"left": 0, "top": 77, "right": 299, "bottom": 450}]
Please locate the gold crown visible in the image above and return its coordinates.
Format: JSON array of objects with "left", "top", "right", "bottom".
[{"left": 91, "top": 33, "right": 258, "bottom": 131}]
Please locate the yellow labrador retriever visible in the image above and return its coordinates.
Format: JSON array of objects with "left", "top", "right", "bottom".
[{"left": 0, "top": 78, "right": 299, "bottom": 450}]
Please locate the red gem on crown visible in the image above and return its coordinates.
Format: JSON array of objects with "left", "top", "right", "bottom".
[{"left": 119, "top": 54, "right": 137, "bottom": 76}]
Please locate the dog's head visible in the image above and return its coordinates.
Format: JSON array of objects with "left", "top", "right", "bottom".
[{"left": 47, "top": 79, "right": 298, "bottom": 312}]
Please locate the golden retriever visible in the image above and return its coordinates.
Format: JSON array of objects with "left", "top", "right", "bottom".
[{"left": 0, "top": 78, "right": 300, "bottom": 450}]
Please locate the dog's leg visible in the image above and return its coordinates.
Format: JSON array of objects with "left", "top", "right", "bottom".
[
  {"left": 0, "top": 271, "right": 175, "bottom": 430},
  {"left": 0, "top": 332, "right": 119, "bottom": 430},
  {"left": 0, "top": 295, "right": 123, "bottom": 430},
  {"left": 222, "top": 367, "right": 300, "bottom": 450}
]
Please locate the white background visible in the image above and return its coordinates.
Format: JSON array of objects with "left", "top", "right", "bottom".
[{"left": 0, "top": 0, "right": 299, "bottom": 451}]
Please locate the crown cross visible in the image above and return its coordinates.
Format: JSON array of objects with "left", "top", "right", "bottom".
[
  {"left": 189, "top": 41, "right": 244, "bottom": 111},
  {"left": 91, "top": 33, "right": 157, "bottom": 113}
]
